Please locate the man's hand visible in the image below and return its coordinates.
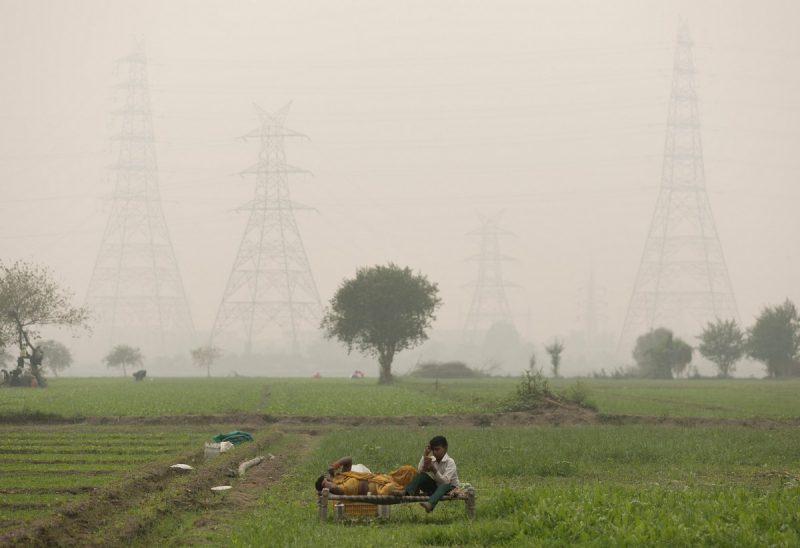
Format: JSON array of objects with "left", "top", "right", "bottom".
[{"left": 422, "top": 456, "right": 435, "bottom": 472}]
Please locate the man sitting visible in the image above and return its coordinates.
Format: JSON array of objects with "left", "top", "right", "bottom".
[{"left": 315, "top": 456, "right": 416, "bottom": 496}]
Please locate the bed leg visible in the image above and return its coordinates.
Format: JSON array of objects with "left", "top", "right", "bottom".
[
  {"left": 318, "top": 488, "right": 329, "bottom": 522},
  {"left": 465, "top": 491, "right": 475, "bottom": 519}
]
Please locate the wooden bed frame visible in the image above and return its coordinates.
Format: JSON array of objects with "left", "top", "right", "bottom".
[{"left": 317, "top": 487, "right": 475, "bottom": 521}]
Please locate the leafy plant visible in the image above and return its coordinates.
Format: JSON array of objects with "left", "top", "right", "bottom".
[{"left": 502, "top": 367, "right": 553, "bottom": 411}]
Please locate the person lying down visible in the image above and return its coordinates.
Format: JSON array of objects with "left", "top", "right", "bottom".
[{"left": 315, "top": 456, "right": 416, "bottom": 496}]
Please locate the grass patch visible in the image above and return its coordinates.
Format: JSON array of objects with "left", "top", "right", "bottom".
[
  {"left": 227, "top": 424, "right": 800, "bottom": 546},
  {"left": 2, "top": 377, "right": 800, "bottom": 420}
]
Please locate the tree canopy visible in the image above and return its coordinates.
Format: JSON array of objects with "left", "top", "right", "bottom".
[
  {"left": 103, "top": 345, "right": 143, "bottom": 377},
  {"left": 697, "top": 319, "right": 744, "bottom": 378},
  {"left": 190, "top": 345, "right": 222, "bottom": 378},
  {"left": 321, "top": 263, "right": 441, "bottom": 384},
  {"left": 0, "top": 261, "right": 88, "bottom": 387},
  {"left": 0, "top": 261, "right": 89, "bottom": 352},
  {"left": 633, "top": 327, "right": 692, "bottom": 379},
  {"left": 746, "top": 299, "right": 800, "bottom": 378},
  {"left": 39, "top": 340, "right": 73, "bottom": 377}
]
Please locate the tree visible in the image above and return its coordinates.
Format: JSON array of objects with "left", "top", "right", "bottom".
[
  {"left": 697, "top": 319, "right": 745, "bottom": 378},
  {"left": 321, "top": 263, "right": 441, "bottom": 384},
  {"left": 191, "top": 345, "right": 222, "bottom": 378},
  {"left": 545, "top": 339, "right": 565, "bottom": 378},
  {"left": 633, "top": 327, "right": 692, "bottom": 379},
  {"left": 0, "top": 261, "right": 89, "bottom": 386},
  {"left": 746, "top": 299, "right": 800, "bottom": 378},
  {"left": 481, "top": 321, "right": 521, "bottom": 367},
  {"left": 0, "top": 348, "right": 12, "bottom": 369},
  {"left": 39, "top": 340, "right": 73, "bottom": 377},
  {"left": 103, "top": 345, "right": 143, "bottom": 377},
  {"left": 0, "top": 261, "right": 89, "bottom": 349}
]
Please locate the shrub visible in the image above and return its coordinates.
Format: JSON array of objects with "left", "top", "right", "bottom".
[
  {"left": 501, "top": 368, "right": 553, "bottom": 411},
  {"left": 408, "top": 360, "right": 487, "bottom": 378}
]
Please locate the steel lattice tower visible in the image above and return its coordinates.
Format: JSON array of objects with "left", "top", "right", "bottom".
[
  {"left": 211, "top": 104, "right": 322, "bottom": 355},
  {"left": 85, "top": 46, "right": 196, "bottom": 356},
  {"left": 618, "top": 21, "right": 739, "bottom": 355},
  {"left": 462, "top": 215, "right": 517, "bottom": 342}
]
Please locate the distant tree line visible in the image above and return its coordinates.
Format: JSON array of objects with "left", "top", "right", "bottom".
[{"left": 631, "top": 299, "right": 800, "bottom": 379}]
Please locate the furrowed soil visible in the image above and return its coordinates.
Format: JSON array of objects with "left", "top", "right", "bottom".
[
  {"left": 4, "top": 402, "right": 800, "bottom": 546},
  {"left": 0, "top": 427, "right": 317, "bottom": 547}
]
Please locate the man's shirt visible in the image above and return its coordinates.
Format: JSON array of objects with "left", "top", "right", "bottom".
[{"left": 417, "top": 452, "right": 459, "bottom": 486}]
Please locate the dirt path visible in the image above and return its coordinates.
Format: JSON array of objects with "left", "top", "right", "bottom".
[{"left": 150, "top": 431, "right": 320, "bottom": 547}]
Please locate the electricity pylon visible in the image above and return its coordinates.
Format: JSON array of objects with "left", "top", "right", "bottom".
[
  {"left": 85, "top": 45, "right": 196, "bottom": 357},
  {"left": 618, "top": 20, "right": 739, "bottom": 356},
  {"left": 211, "top": 103, "right": 322, "bottom": 355},
  {"left": 462, "top": 215, "right": 517, "bottom": 343}
]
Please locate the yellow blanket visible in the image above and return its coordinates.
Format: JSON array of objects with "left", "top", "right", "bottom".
[{"left": 333, "top": 465, "right": 416, "bottom": 495}]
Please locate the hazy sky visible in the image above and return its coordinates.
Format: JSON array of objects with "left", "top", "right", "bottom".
[{"left": 1, "top": 1, "right": 798, "bottom": 366}]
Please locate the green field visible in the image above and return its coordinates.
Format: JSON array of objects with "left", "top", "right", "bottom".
[
  {"left": 2, "top": 377, "right": 800, "bottom": 419},
  {"left": 1, "top": 376, "right": 800, "bottom": 546},
  {"left": 231, "top": 425, "right": 800, "bottom": 546}
]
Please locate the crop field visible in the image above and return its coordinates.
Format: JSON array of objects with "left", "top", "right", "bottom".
[
  {"left": 1, "top": 376, "right": 800, "bottom": 546},
  {"left": 0, "top": 424, "right": 212, "bottom": 533},
  {"left": 231, "top": 425, "right": 800, "bottom": 546},
  {"left": 2, "top": 377, "right": 800, "bottom": 419}
]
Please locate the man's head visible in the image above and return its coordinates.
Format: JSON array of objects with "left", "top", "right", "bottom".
[
  {"left": 315, "top": 474, "right": 325, "bottom": 492},
  {"left": 429, "top": 435, "right": 448, "bottom": 461}
]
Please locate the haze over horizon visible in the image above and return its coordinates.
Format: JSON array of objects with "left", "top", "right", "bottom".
[{"left": 1, "top": 1, "right": 798, "bottom": 377}]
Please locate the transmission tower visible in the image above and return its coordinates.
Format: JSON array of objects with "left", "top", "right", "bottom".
[
  {"left": 462, "top": 215, "right": 517, "bottom": 342},
  {"left": 85, "top": 45, "right": 196, "bottom": 357},
  {"left": 210, "top": 104, "right": 322, "bottom": 355},
  {"left": 618, "top": 20, "right": 739, "bottom": 356}
]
